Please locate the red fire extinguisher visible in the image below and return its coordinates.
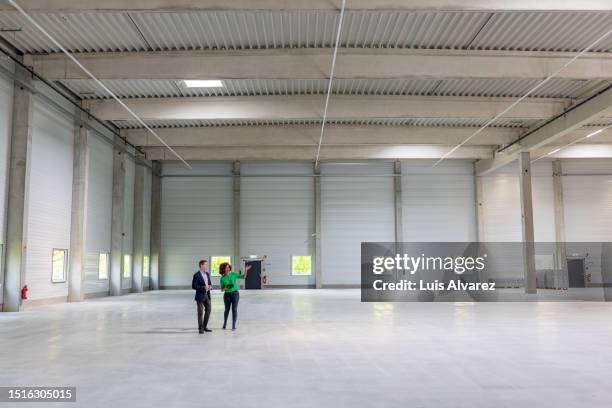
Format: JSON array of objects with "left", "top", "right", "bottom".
[
  {"left": 262, "top": 276, "right": 267, "bottom": 285},
  {"left": 21, "top": 285, "right": 28, "bottom": 300}
]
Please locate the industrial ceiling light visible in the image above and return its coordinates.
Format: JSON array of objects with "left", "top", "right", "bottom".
[
  {"left": 547, "top": 148, "right": 561, "bottom": 156},
  {"left": 586, "top": 128, "right": 604, "bottom": 138},
  {"left": 183, "top": 80, "right": 224, "bottom": 88}
]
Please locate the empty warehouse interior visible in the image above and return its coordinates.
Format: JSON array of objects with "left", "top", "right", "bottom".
[{"left": 1, "top": 1, "right": 612, "bottom": 407}]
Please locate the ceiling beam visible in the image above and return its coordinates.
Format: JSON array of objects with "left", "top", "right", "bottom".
[
  {"left": 88, "top": 95, "right": 568, "bottom": 121},
  {"left": 143, "top": 145, "right": 494, "bottom": 161},
  {"left": 123, "top": 126, "right": 518, "bottom": 147},
  {"left": 28, "top": 49, "right": 612, "bottom": 81},
  {"left": 1, "top": 0, "right": 610, "bottom": 11},
  {"left": 475, "top": 86, "right": 612, "bottom": 175}
]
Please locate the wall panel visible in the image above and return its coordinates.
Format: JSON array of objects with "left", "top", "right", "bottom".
[
  {"left": 321, "top": 162, "right": 395, "bottom": 285},
  {"left": 160, "top": 162, "right": 234, "bottom": 287},
  {"left": 25, "top": 100, "right": 74, "bottom": 300},
  {"left": 240, "top": 162, "right": 314, "bottom": 286},
  {"left": 401, "top": 160, "right": 476, "bottom": 242}
]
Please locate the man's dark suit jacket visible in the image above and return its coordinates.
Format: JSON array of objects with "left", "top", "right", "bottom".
[{"left": 192, "top": 271, "right": 212, "bottom": 302}]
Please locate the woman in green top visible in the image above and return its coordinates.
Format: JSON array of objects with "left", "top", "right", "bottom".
[{"left": 219, "top": 262, "right": 251, "bottom": 330}]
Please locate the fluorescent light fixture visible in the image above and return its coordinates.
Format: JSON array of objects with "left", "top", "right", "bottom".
[
  {"left": 586, "top": 128, "right": 604, "bottom": 138},
  {"left": 547, "top": 148, "right": 562, "bottom": 156},
  {"left": 183, "top": 80, "right": 224, "bottom": 88}
]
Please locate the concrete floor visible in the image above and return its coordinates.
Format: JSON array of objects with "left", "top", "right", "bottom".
[{"left": 1, "top": 290, "right": 612, "bottom": 408}]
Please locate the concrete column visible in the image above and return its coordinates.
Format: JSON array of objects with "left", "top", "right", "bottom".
[
  {"left": 233, "top": 161, "right": 241, "bottom": 269},
  {"left": 110, "top": 145, "right": 125, "bottom": 296},
  {"left": 314, "top": 163, "right": 322, "bottom": 289},
  {"left": 552, "top": 160, "right": 569, "bottom": 289},
  {"left": 149, "top": 161, "right": 161, "bottom": 290},
  {"left": 474, "top": 173, "right": 486, "bottom": 241},
  {"left": 68, "top": 113, "right": 89, "bottom": 302},
  {"left": 394, "top": 160, "right": 403, "bottom": 243},
  {"left": 131, "top": 162, "right": 145, "bottom": 293},
  {"left": 2, "top": 65, "right": 33, "bottom": 312},
  {"left": 519, "top": 152, "right": 537, "bottom": 293}
]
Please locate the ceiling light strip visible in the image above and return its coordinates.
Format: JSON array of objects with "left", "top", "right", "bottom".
[
  {"left": 531, "top": 123, "right": 612, "bottom": 163},
  {"left": 8, "top": 0, "right": 191, "bottom": 168},
  {"left": 432, "top": 26, "right": 612, "bottom": 168},
  {"left": 314, "top": 0, "right": 346, "bottom": 167}
]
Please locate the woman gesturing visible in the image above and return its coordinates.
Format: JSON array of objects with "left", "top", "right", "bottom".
[{"left": 219, "top": 262, "right": 251, "bottom": 330}]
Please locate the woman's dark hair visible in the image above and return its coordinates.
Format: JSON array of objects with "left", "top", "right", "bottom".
[{"left": 219, "top": 262, "right": 232, "bottom": 275}]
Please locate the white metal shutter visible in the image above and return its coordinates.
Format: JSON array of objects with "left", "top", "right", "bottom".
[
  {"left": 25, "top": 101, "right": 74, "bottom": 300},
  {"left": 0, "top": 58, "right": 13, "bottom": 305},
  {"left": 122, "top": 157, "right": 135, "bottom": 289},
  {"left": 161, "top": 162, "right": 234, "bottom": 287},
  {"left": 563, "top": 159, "right": 612, "bottom": 241},
  {"left": 240, "top": 162, "right": 314, "bottom": 286},
  {"left": 321, "top": 162, "right": 395, "bottom": 285},
  {"left": 401, "top": 160, "right": 476, "bottom": 241},
  {"left": 84, "top": 136, "right": 114, "bottom": 295},
  {"left": 480, "top": 161, "right": 555, "bottom": 242}
]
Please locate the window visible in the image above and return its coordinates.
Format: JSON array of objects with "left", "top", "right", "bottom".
[
  {"left": 123, "top": 254, "right": 131, "bottom": 278},
  {"left": 291, "top": 255, "right": 312, "bottom": 276},
  {"left": 52, "top": 249, "right": 68, "bottom": 283},
  {"left": 98, "top": 253, "right": 109, "bottom": 280},
  {"left": 142, "top": 256, "right": 150, "bottom": 278},
  {"left": 211, "top": 256, "right": 231, "bottom": 276}
]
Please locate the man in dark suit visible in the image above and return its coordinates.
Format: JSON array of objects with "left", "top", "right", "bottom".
[{"left": 192, "top": 260, "right": 212, "bottom": 334}]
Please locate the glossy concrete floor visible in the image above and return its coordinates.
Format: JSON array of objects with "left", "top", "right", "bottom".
[{"left": 2, "top": 289, "right": 612, "bottom": 408}]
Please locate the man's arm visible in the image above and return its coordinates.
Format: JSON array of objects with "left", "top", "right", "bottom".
[{"left": 191, "top": 274, "right": 197, "bottom": 290}]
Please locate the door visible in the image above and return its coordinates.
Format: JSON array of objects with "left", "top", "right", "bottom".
[
  {"left": 245, "top": 260, "right": 262, "bottom": 289},
  {"left": 567, "top": 259, "right": 585, "bottom": 288}
]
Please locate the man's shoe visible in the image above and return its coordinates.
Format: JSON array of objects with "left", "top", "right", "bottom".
[
  {"left": 204, "top": 328, "right": 212, "bottom": 333},
  {"left": 198, "top": 330, "right": 204, "bottom": 334}
]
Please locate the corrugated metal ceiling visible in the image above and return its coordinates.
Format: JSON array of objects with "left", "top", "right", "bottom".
[
  {"left": 111, "top": 117, "right": 544, "bottom": 130},
  {"left": 60, "top": 78, "right": 611, "bottom": 100},
  {"left": 1, "top": 11, "right": 611, "bottom": 53}
]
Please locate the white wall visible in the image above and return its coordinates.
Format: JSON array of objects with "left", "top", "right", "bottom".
[
  {"left": 25, "top": 100, "right": 74, "bottom": 300},
  {"left": 402, "top": 160, "right": 476, "bottom": 242},
  {"left": 321, "top": 162, "right": 395, "bottom": 285},
  {"left": 240, "top": 162, "right": 315, "bottom": 286},
  {"left": 480, "top": 161, "right": 555, "bottom": 242},
  {"left": 160, "top": 162, "right": 234, "bottom": 287},
  {"left": 562, "top": 160, "right": 612, "bottom": 242},
  {"left": 83, "top": 136, "right": 114, "bottom": 295},
  {"left": 0, "top": 58, "right": 14, "bottom": 305}
]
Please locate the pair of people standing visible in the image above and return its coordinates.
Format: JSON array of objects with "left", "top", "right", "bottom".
[{"left": 191, "top": 260, "right": 251, "bottom": 333}]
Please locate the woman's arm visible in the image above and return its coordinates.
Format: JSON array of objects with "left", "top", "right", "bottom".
[{"left": 238, "top": 264, "right": 252, "bottom": 279}]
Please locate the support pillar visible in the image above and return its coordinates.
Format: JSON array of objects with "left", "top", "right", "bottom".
[
  {"left": 394, "top": 160, "right": 403, "bottom": 243},
  {"left": 233, "top": 161, "right": 241, "bottom": 270},
  {"left": 2, "top": 65, "right": 33, "bottom": 312},
  {"left": 132, "top": 162, "right": 145, "bottom": 293},
  {"left": 149, "top": 161, "right": 161, "bottom": 290},
  {"left": 68, "top": 112, "right": 89, "bottom": 302},
  {"left": 552, "top": 160, "right": 568, "bottom": 289},
  {"left": 110, "top": 144, "right": 125, "bottom": 296},
  {"left": 314, "top": 163, "right": 322, "bottom": 289},
  {"left": 474, "top": 172, "right": 486, "bottom": 241},
  {"left": 519, "top": 152, "right": 537, "bottom": 293}
]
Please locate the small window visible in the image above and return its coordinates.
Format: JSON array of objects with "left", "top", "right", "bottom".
[
  {"left": 98, "top": 253, "right": 109, "bottom": 280},
  {"left": 292, "top": 255, "right": 312, "bottom": 276},
  {"left": 142, "top": 256, "right": 150, "bottom": 278},
  {"left": 211, "top": 256, "right": 231, "bottom": 276},
  {"left": 123, "top": 254, "right": 131, "bottom": 278},
  {"left": 52, "top": 249, "right": 68, "bottom": 283}
]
